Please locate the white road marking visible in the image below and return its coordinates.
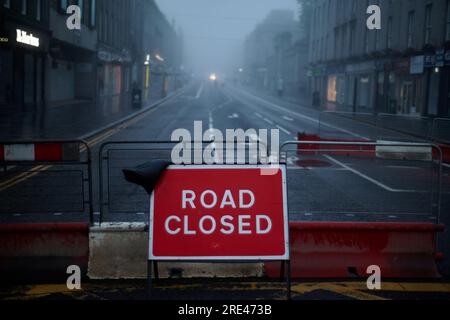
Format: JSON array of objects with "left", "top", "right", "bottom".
[
  {"left": 263, "top": 118, "right": 274, "bottom": 125},
  {"left": 136, "top": 212, "right": 145, "bottom": 215},
  {"left": 276, "top": 125, "right": 291, "bottom": 135},
  {"left": 324, "top": 155, "right": 423, "bottom": 193},
  {"left": 300, "top": 211, "right": 430, "bottom": 216},
  {"left": 385, "top": 166, "right": 421, "bottom": 170},
  {"left": 195, "top": 84, "right": 204, "bottom": 99},
  {"left": 54, "top": 213, "right": 63, "bottom": 216},
  {"left": 93, "top": 212, "right": 101, "bottom": 216},
  {"left": 287, "top": 167, "right": 347, "bottom": 171},
  {"left": 209, "top": 111, "right": 214, "bottom": 130},
  {"left": 255, "top": 113, "right": 263, "bottom": 118},
  {"left": 230, "top": 87, "right": 369, "bottom": 140},
  {"left": 283, "top": 116, "right": 294, "bottom": 122},
  {"left": 207, "top": 111, "right": 221, "bottom": 163}
]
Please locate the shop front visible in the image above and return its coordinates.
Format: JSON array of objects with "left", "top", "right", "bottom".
[
  {"left": 0, "top": 20, "right": 49, "bottom": 112},
  {"left": 436, "top": 46, "right": 450, "bottom": 118},
  {"left": 384, "top": 58, "right": 427, "bottom": 116},
  {"left": 97, "top": 48, "right": 132, "bottom": 99},
  {"left": 345, "top": 61, "right": 377, "bottom": 114}
]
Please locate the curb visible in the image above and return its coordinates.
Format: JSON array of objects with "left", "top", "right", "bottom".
[{"left": 79, "top": 84, "right": 192, "bottom": 141}]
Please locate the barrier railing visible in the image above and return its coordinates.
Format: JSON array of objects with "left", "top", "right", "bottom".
[
  {"left": 0, "top": 140, "right": 94, "bottom": 224},
  {"left": 98, "top": 140, "right": 269, "bottom": 224},
  {"left": 431, "top": 118, "right": 450, "bottom": 145},
  {"left": 376, "top": 113, "right": 433, "bottom": 141},
  {"left": 280, "top": 140, "right": 444, "bottom": 224}
]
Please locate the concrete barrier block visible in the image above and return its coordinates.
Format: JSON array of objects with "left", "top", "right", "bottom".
[{"left": 88, "top": 223, "right": 264, "bottom": 279}]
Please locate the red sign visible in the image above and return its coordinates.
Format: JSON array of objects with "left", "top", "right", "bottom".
[{"left": 149, "top": 165, "right": 289, "bottom": 260}]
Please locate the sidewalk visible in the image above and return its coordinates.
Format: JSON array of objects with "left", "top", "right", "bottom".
[
  {"left": 0, "top": 90, "right": 183, "bottom": 141},
  {"left": 242, "top": 85, "right": 450, "bottom": 144}
]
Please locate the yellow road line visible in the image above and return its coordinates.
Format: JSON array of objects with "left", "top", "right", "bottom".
[
  {"left": 0, "top": 100, "right": 163, "bottom": 192},
  {"left": 0, "top": 166, "right": 44, "bottom": 188},
  {"left": 4, "top": 281, "right": 450, "bottom": 301},
  {"left": 0, "top": 165, "right": 51, "bottom": 192},
  {"left": 335, "top": 281, "right": 450, "bottom": 293}
]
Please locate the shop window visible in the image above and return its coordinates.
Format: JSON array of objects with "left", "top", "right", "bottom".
[
  {"left": 21, "top": 0, "right": 27, "bottom": 15},
  {"left": 327, "top": 76, "right": 337, "bottom": 103},
  {"left": 427, "top": 72, "right": 439, "bottom": 116},
  {"left": 358, "top": 75, "right": 371, "bottom": 111},
  {"left": 36, "top": 0, "right": 41, "bottom": 21},
  {"left": 89, "top": 0, "right": 96, "bottom": 28},
  {"left": 337, "top": 77, "right": 345, "bottom": 106},
  {"left": 59, "top": 0, "right": 69, "bottom": 13},
  {"left": 407, "top": 11, "right": 415, "bottom": 48},
  {"left": 424, "top": 5, "right": 432, "bottom": 45}
]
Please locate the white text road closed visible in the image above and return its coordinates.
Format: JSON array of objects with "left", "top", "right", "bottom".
[{"left": 150, "top": 165, "right": 289, "bottom": 260}]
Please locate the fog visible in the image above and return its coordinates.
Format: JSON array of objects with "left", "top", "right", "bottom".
[{"left": 155, "top": 0, "right": 298, "bottom": 78}]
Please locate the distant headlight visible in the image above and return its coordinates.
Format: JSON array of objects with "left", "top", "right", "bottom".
[{"left": 209, "top": 73, "right": 217, "bottom": 81}]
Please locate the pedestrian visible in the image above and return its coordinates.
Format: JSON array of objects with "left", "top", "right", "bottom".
[{"left": 132, "top": 81, "right": 142, "bottom": 108}]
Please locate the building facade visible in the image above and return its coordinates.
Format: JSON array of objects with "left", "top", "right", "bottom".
[
  {"left": 1, "top": 0, "right": 182, "bottom": 114},
  {"left": 97, "top": 0, "right": 133, "bottom": 102},
  {"left": 47, "top": 0, "right": 97, "bottom": 105},
  {"left": 1, "top": 0, "right": 51, "bottom": 112},
  {"left": 308, "top": 0, "right": 450, "bottom": 118},
  {"left": 243, "top": 9, "right": 309, "bottom": 97},
  {"left": 140, "top": 0, "right": 183, "bottom": 101}
]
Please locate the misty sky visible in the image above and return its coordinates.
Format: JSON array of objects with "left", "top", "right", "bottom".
[{"left": 155, "top": 0, "right": 299, "bottom": 77}]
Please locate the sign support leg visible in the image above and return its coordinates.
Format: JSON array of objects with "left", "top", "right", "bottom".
[
  {"left": 287, "top": 260, "right": 292, "bottom": 300},
  {"left": 280, "top": 261, "right": 285, "bottom": 280},
  {"left": 147, "top": 260, "right": 153, "bottom": 300},
  {"left": 153, "top": 261, "right": 159, "bottom": 279}
]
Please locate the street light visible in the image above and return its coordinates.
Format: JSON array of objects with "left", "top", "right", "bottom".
[
  {"left": 155, "top": 54, "right": 164, "bottom": 62},
  {"left": 209, "top": 73, "right": 217, "bottom": 81}
]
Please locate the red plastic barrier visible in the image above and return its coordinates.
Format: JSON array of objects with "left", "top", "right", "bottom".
[
  {"left": 297, "top": 133, "right": 375, "bottom": 158},
  {"left": 266, "top": 222, "right": 444, "bottom": 279},
  {"left": 441, "top": 144, "right": 450, "bottom": 164},
  {"left": 0, "top": 223, "right": 90, "bottom": 280},
  {"left": 35, "top": 144, "right": 64, "bottom": 161}
]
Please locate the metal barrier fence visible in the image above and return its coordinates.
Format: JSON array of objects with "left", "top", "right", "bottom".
[
  {"left": 98, "top": 140, "right": 444, "bottom": 225},
  {"left": 98, "top": 141, "right": 270, "bottom": 223},
  {"left": 318, "top": 111, "right": 377, "bottom": 140},
  {"left": 280, "top": 141, "right": 444, "bottom": 224},
  {"left": 376, "top": 113, "right": 433, "bottom": 141},
  {"left": 431, "top": 118, "right": 450, "bottom": 145},
  {"left": 0, "top": 140, "right": 94, "bottom": 223}
]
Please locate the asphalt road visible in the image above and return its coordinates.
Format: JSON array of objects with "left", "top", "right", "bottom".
[
  {"left": 1, "top": 81, "right": 447, "bottom": 224},
  {"left": 1, "top": 80, "right": 450, "bottom": 280}
]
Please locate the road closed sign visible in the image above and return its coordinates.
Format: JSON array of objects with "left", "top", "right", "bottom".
[{"left": 149, "top": 165, "right": 289, "bottom": 260}]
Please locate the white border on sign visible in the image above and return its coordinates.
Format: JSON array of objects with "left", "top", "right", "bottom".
[{"left": 149, "top": 165, "right": 290, "bottom": 261}]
